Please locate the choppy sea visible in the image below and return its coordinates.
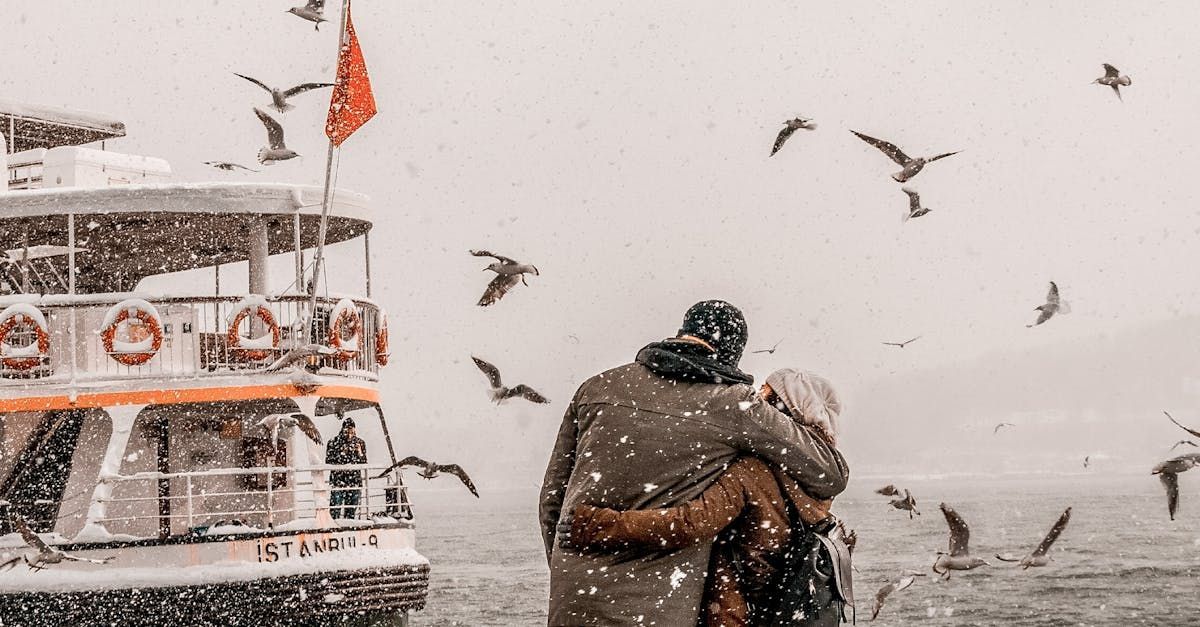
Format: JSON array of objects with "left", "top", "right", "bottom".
[{"left": 407, "top": 473, "right": 1200, "bottom": 626}]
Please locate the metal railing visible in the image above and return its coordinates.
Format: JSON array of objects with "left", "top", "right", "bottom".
[
  {"left": 0, "top": 294, "right": 385, "bottom": 383},
  {"left": 96, "top": 463, "right": 409, "bottom": 535}
]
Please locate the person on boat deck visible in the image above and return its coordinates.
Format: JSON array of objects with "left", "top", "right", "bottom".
[
  {"left": 559, "top": 369, "right": 851, "bottom": 627},
  {"left": 326, "top": 417, "right": 367, "bottom": 519}
]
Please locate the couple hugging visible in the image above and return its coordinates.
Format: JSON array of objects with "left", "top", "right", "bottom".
[{"left": 539, "top": 300, "right": 854, "bottom": 626}]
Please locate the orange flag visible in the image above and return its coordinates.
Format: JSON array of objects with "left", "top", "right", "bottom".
[{"left": 326, "top": 1, "right": 377, "bottom": 146}]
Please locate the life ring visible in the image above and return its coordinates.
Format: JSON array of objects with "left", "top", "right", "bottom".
[
  {"left": 0, "top": 305, "right": 50, "bottom": 371},
  {"left": 328, "top": 299, "right": 362, "bottom": 362},
  {"left": 101, "top": 299, "right": 163, "bottom": 366},
  {"left": 375, "top": 312, "right": 390, "bottom": 367},
  {"left": 227, "top": 302, "right": 281, "bottom": 362}
]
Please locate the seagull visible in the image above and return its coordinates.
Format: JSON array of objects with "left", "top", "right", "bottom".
[
  {"left": 256, "top": 413, "right": 323, "bottom": 453},
  {"left": 850, "top": 130, "right": 960, "bottom": 183},
  {"left": 995, "top": 507, "right": 1072, "bottom": 569},
  {"left": 372, "top": 456, "right": 479, "bottom": 497},
  {"left": 254, "top": 108, "right": 299, "bottom": 165},
  {"left": 1028, "top": 281, "right": 1070, "bottom": 327},
  {"left": 471, "top": 356, "right": 550, "bottom": 404},
  {"left": 900, "top": 187, "right": 931, "bottom": 222},
  {"left": 871, "top": 570, "right": 926, "bottom": 620},
  {"left": 204, "top": 161, "right": 260, "bottom": 173},
  {"left": 469, "top": 250, "right": 539, "bottom": 306},
  {"left": 1164, "top": 411, "right": 1200, "bottom": 439},
  {"left": 889, "top": 489, "right": 920, "bottom": 519},
  {"left": 234, "top": 73, "right": 334, "bottom": 114},
  {"left": 7, "top": 514, "right": 114, "bottom": 570},
  {"left": 751, "top": 338, "right": 784, "bottom": 354},
  {"left": 770, "top": 117, "right": 817, "bottom": 156},
  {"left": 1092, "top": 63, "right": 1132, "bottom": 101},
  {"left": 994, "top": 422, "right": 1015, "bottom": 434},
  {"left": 1083, "top": 455, "right": 1090, "bottom": 469},
  {"left": 1152, "top": 453, "right": 1200, "bottom": 520},
  {"left": 1171, "top": 440, "right": 1199, "bottom": 451},
  {"left": 287, "top": 0, "right": 328, "bottom": 30},
  {"left": 875, "top": 484, "right": 902, "bottom": 496},
  {"left": 881, "top": 336, "right": 921, "bottom": 349},
  {"left": 932, "top": 503, "right": 989, "bottom": 579}
]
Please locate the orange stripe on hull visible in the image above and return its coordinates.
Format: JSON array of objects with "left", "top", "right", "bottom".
[{"left": 0, "top": 384, "right": 379, "bottom": 413}]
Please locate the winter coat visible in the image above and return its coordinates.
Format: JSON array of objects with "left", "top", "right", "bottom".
[
  {"left": 325, "top": 433, "right": 367, "bottom": 487},
  {"left": 539, "top": 343, "right": 849, "bottom": 626}
]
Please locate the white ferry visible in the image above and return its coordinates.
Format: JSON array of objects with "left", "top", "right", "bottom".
[{"left": 0, "top": 101, "right": 429, "bottom": 626}]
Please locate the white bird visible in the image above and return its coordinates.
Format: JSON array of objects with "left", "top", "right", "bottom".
[
  {"left": 469, "top": 249, "right": 539, "bottom": 306},
  {"left": 889, "top": 489, "right": 920, "bottom": 519},
  {"left": 254, "top": 108, "right": 299, "bottom": 165},
  {"left": 851, "top": 130, "right": 960, "bottom": 182},
  {"left": 770, "top": 117, "right": 817, "bottom": 156},
  {"left": 287, "top": 0, "right": 328, "bottom": 30},
  {"left": 932, "top": 503, "right": 989, "bottom": 579},
  {"left": 881, "top": 336, "right": 921, "bottom": 349},
  {"left": 901, "top": 187, "right": 931, "bottom": 222},
  {"left": 257, "top": 413, "right": 323, "bottom": 453},
  {"left": 995, "top": 507, "right": 1072, "bottom": 568},
  {"left": 373, "top": 456, "right": 479, "bottom": 497},
  {"left": 871, "top": 570, "right": 925, "bottom": 620},
  {"left": 6, "top": 514, "right": 114, "bottom": 570},
  {"left": 203, "top": 160, "right": 259, "bottom": 173},
  {"left": 234, "top": 73, "right": 334, "bottom": 113},
  {"left": 750, "top": 338, "right": 784, "bottom": 354},
  {"left": 1152, "top": 453, "right": 1200, "bottom": 520},
  {"left": 1165, "top": 411, "right": 1200, "bottom": 439},
  {"left": 994, "top": 422, "right": 1015, "bottom": 434},
  {"left": 1093, "top": 63, "right": 1132, "bottom": 101},
  {"left": 471, "top": 356, "right": 549, "bottom": 405},
  {"left": 1028, "top": 281, "right": 1070, "bottom": 327}
]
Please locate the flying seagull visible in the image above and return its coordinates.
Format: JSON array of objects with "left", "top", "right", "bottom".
[
  {"left": 875, "top": 484, "right": 901, "bottom": 496},
  {"left": 234, "top": 73, "right": 334, "bottom": 114},
  {"left": 751, "top": 338, "right": 784, "bottom": 354},
  {"left": 770, "top": 117, "right": 817, "bottom": 156},
  {"left": 932, "top": 503, "right": 988, "bottom": 579},
  {"left": 889, "top": 489, "right": 920, "bottom": 519},
  {"left": 287, "top": 0, "right": 328, "bottom": 30},
  {"left": 1028, "top": 281, "right": 1070, "bottom": 327},
  {"left": 256, "top": 413, "right": 323, "bottom": 453},
  {"left": 1171, "top": 440, "right": 1199, "bottom": 451},
  {"left": 1152, "top": 452, "right": 1200, "bottom": 520},
  {"left": 994, "top": 422, "right": 1015, "bottom": 434},
  {"left": 1164, "top": 411, "right": 1200, "bottom": 439},
  {"left": 881, "top": 336, "right": 921, "bottom": 349},
  {"left": 1083, "top": 455, "right": 1090, "bottom": 469},
  {"left": 373, "top": 456, "right": 479, "bottom": 497},
  {"left": 900, "top": 187, "right": 931, "bottom": 222},
  {"left": 469, "top": 249, "right": 539, "bottom": 306},
  {"left": 850, "top": 130, "right": 960, "bottom": 183},
  {"left": 6, "top": 514, "right": 114, "bottom": 570},
  {"left": 471, "top": 356, "right": 550, "bottom": 404},
  {"left": 1093, "top": 63, "right": 1131, "bottom": 101},
  {"left": 204, "top": 161, "right": 260, "bottom": 173},
  {"left": 871, "top": 570, "right": 926, "bottom": 620},
  {"left": 995, "top": 507, "right": 1072, "bottom": 569},
  {"left": 254, "top": 108, "right": 299, "bottom": 165}
]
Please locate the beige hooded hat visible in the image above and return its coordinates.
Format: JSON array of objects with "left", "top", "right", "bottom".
[{"left": 764, "top": 368, "right": 843, "bottom": 447}]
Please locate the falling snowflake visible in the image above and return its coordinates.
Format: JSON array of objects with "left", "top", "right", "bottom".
[
  {"left": 669, "top": 567, "right": 687, "bottom": 590},
  {"left": 643, "top": 483, "right": 658, "bottom": 493}
]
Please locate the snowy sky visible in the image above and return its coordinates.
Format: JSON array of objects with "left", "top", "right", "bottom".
[{"left": 3, "top": 1, "right": 1199, "bottom": 485}]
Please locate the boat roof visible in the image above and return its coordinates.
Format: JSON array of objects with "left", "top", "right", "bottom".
[
  {"left": 0, "top": 99, "right": 126, "bottom": 152},
  {"left": 0, "top": 183, "right": 372, "bottom": 292}
]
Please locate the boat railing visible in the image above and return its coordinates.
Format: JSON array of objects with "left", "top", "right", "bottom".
[
  {"left": 0, "top": 294, "right": 386, "bottom": 384},
  {"left": 94, "top": 463, "right": 409, "bottom": 535}
]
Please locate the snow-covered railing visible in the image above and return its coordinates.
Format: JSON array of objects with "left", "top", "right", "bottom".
[
  {"left": 0, "top": 293, "right": 386, "bottom": 383},
  {"left": 94, "top": 463, "right": 409, "bottom": 536}
]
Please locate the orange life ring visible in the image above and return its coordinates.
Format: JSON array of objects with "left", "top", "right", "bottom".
[
  {"left": 0, "top": 306, "right": 50, "bottom": 371},
  {"left": 328, "top": 301, "right": 362, "bottom": 362},
  {"left": 227, "top": 304, "right": 281, "bottom": 362},
  {"left": 102, "top": 300, "right": 163, "bottom": 366},
  {"left": 375, "top": 313, "right": 389, "bottom": 367}
]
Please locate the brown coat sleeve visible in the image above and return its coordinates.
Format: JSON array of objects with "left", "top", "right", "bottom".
[{"left": 539, "top": 399, "right": 580, "bottom": 562}]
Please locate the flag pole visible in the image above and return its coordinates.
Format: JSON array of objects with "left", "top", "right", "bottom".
[{"left": 307, "top": 0, "right": 352, "bottom": 324}]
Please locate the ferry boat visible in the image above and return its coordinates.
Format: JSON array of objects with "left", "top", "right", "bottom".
[{"left": 0, "top": 101, "right": 429, "bottom": 626}]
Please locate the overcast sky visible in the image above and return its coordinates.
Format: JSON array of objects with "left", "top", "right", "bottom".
[{"left": 3, "top": 1, "right": 1199, "bottom": 485}]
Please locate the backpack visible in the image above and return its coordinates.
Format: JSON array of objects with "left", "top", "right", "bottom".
[{"left": 759, "top": 519, "right": 855, "bottom": 626}]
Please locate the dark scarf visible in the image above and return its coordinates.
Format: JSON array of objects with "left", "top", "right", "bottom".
[{"left": 635, "top": 338, "right": 754, "bottom": 385}]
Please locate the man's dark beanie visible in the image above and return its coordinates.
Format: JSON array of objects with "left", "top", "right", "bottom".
[
  {"left": 342, "top": 417, "right": 356, "bottom": 429},
  {"left": 677, "top": 300, "right": 749, "bottom": 368}
]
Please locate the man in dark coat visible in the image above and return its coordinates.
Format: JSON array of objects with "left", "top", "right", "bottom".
[
  {"left": 540, "top": 300, "right": 850, "bottom": 626},
  {"left": 326, "top": 418, "right": 367, "bottom": 519}
]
